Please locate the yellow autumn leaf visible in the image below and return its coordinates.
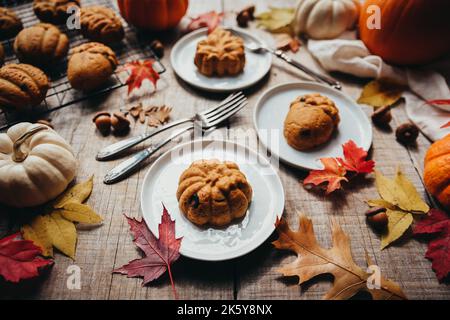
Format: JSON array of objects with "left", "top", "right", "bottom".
[
  {"left": 381, "top": 210, "right": 413, "bottom": 250},
  {"left": 53, "top": 176, "right": 94, "bottom": 208},
  {"left": 21, "top": 215, "right": 53, "bottom": 257},
  {"left": 367, "top": 199, "right": 397, "bottom": 210},
  {"left": 60, "top": 203, "right": 103, "bottom": 224},
  {"left": 375, "top": 169, "right": 429, "bottom": 214},
  {"left": 256, "top": 7, "right": 295, "bottom": 34},
  {"left": 357, "top": 80, "right": 405, "bottom": 108},
  {"left": 46, "top": 212, "right": 77, "bottom": 259}
]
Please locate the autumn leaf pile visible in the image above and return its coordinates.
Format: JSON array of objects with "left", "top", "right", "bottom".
[
  {"left": 367, "top": 169, "right": 429, "bottom": 249},
  {"left": 274, "top": 213, "right": 407, "bottom": 300},
  {"left": 21, "top": 177, "right": 103, "bottom": 259},
  {"left": 304, "top": 140, "right": 375, "bottom": 194}
]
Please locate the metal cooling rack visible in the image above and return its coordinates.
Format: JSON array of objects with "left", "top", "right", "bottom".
[{"left": 0, "top": 0, "right": 166, "bottom": 131}]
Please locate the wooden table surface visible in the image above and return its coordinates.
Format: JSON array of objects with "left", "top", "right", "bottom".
[{"left": 1, "top": 0, "right": 449, "bottom": 300}]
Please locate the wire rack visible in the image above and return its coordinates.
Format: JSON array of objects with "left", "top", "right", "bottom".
[{"left": 0, "top": 0, "right": 166, "bottom": 131}]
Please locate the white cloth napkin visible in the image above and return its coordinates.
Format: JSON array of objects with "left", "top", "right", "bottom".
[{"left": 307, "top": 38, "right": 450, "bottom": 141}]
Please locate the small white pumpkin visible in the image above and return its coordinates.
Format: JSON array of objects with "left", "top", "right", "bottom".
[
  {"left": 293, "top": 0, "right": 360, "bottom": 39},
  {"left": 0, "top": 123, "right": 77, "bottom": 208}
]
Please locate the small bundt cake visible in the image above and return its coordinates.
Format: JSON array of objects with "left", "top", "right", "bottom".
[
  {"left": 0, "top": 64, "right": 49, "bottom": 111},
  {"left": 177, "top": 159, "right": 253, "bottom": 227},
  {"left": 0, "top": 7, "right": 23, "bottom": 40},
  {"left": 284, "top": 93, "right": 340, "bottom": 151},
  {"left": 14, "top": 23, "right": 69, "bottom": 66},
  {"left": 33, "top": 0, "right": 81, "bottom": 24},
  {"left": 194, "top": 28, "right": 246, "bottom": 77}
]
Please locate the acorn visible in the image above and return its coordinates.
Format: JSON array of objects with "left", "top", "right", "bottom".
[
  {"left": 111, "top": 112, "right": 130, "bottom": 134},
  {"left": 396, "top": 122, "right": 419, "bottom": 145},
  {"left": 366, "top": 207, "right": 388, "bottom": 231},
  {"left": 150, "top": 40, "right": 164, "bottom": 58},
  {"left": 371, "top": 106, "right": 392, "bottom": 127},
  {"left": 93, "top": 111, "right": 111, "bottom": 135}
]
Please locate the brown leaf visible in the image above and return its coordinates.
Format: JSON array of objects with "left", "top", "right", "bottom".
[
  {"left": 146, "top": 106, "right": 172, "bottom": 128},
  {"left": 273, "top": 213, "right": 407, "bottom": 300},
  {"left": 275, "top": 33, "right": 301, "bottom": 53}
]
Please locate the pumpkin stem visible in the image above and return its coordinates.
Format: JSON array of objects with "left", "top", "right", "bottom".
[{"left": 12, "top": 125, "right": 48, "bottom": 162}]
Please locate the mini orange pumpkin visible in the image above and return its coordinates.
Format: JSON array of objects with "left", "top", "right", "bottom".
[
  {"left": 424, "top": 134, "right": 450, "bottom": 210},
  {"left": 359, "top": 0, "right": 450, "bottom": 66},
  {"left": 117, "top": 0, "right": 188, "bottom": 31}
]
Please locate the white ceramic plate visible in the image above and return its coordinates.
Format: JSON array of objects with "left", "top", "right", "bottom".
[
  {"left": 140, "top": 139, "right": 284, "bottom": 261},
  {"left": 253, "top": 82, "right": 373, "bottom": 170},
  {"left": 170, "top": 28, "right": 272, "bottom": 92}
]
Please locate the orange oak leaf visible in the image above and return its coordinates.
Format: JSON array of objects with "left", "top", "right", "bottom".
[
  {"left": 113, "top": 205, "right": 182, "bottom": 298},
  {"left": 187, "top": 11, "right": 224, "bottom": 34},
  {"left": 273, "top": 214, "right": 407, "bottom": 300},
  {"left": 123, "top": 60, "right": 160, "bottom": 95},
  {"left": 0, "top": 233, "right": 53, "bottom": 283},
  {"left": 337, "top": 140, "right": 375, "bottom": 174},
  {"left": 304, "top": 158, "right": 348, "bottom": 194}
]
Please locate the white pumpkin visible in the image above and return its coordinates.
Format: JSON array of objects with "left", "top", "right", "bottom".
[
  {"left": 0, "top": 123, "right": 77, "bottom": 208},
  {"left": 293, "top": 0, "right": 360, "bottom": 39}
]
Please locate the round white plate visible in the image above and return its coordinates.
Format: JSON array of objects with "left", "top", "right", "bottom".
[
  {"left": 140, "top": 139, "right": 284, "bottom": 261},
  {"left": 253, "top": 82, "right": 373, "bottom": 170},
  {"left": 170, "top": 28, "right": 272, "bottom": 92}
]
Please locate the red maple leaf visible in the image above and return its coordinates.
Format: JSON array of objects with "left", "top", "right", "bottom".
[
  {"left": 304, "top": 158, "right": 348, "bottom": 194},
  {"left": 413, "top": 209, "right": 450, "bottom": 283},
  {"left": 0, "top": 233, "right": 53, "bottom": 283},
  {"left": 123, "top": 60, "right": 160, "bottom": 95},
  {"left": 187, "top": 11, "right": 224, "bottom": 34},
  {"left": 441, "top": 121, "right": 450, "bottom": 129},
  {"left": 113, "top": 205, "right": 182, "bottom": 298},
  {"left": 337, "top": 140, "right": 375, "bottom": 174}
]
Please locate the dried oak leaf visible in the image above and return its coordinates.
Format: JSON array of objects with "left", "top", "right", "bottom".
[
  {"left": 21, "top": 176, "right": 102, "bottom": 259},
  {"left": 0, "top": 233, "right": 53, "bottom": 283},
  {"left": 256, "top": 7, "right": 295, "bottom": 34},
  {"left": 187, "top": 11, "right": 223, "bottom": 34},
  {"left": 113, "top": 205, "right": 182, "bottom": 298},
  {"left": 357, "top": 79, "right": 406, "bottom": 108},
  {"left": 273, "top": 213, "right": 407, "bottom": 300},
  {"left": 146, "top": 106, "right": 172, "bottom": 128},
  {"left": 275, "top": 33, "right": 301, "bottom": 53},
  {"left": 367, "top": 168, "right": 429, "bottom": 249},
  {"left": 413, "top": 209, "right": 450, "bottom": 283},
  {"left": 123, "top": 60, "right": 160, "bottom": 95},
  {"left": 304, "top": 158, "right": 348, "bottom": 194},
  {"left": 337, "top": 140, "right": 375, "bottom": 174}
]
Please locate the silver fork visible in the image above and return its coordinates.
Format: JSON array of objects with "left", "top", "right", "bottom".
[
  {"left": 96, "top": 92, "right": 247, "bottom": 161},
  {"left": 103, "top": 94, "right": 248, "bottom": 184},
  {"left": 229, "top": 28, "right": 341, "bottom": 90}
]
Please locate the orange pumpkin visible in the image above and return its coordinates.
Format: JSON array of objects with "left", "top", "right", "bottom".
[
  {"left": 117, "top": 0, "right": 189, "bottom": 31},
  {"left": 424, "top": 134, "right": 450, "bottom": 210},
  {"left": 359, "top": 0, "right": 450, "bottom": 66}
]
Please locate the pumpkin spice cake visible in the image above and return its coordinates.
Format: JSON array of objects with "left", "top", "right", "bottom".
[
  {"left": 284, "top": 93, "right": 340, "bottom": 151},
  {"left": 194, "top": 28, "right": 246, "bottom": 77},
  {"left": 0, "top": 63, "right": 49, "bottom": 111},
  {"left": 14, "top": 23, "right": 69, "bottom": 66},
  {"left": 177, "top": 159, "right": 253, "bottom": 227},
  {"left": 0, "top": 7, "right": 23, "bottom": 40}
]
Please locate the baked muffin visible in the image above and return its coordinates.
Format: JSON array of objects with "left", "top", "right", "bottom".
[
  {"left": 80, "top": 6, "right": 124, "bottom": 44},
  {"left": 177, "top": 159, "right": 253, "bottom": 227},
  {"left": 284, "top": 93, "right": 340, "bottom": 151},
  {"left": 0, "top": 7, "right": 23, "bottom": 40},
  {"left": 67, "top": 42, "right": 118, "bottom": 91},
  {"left": 33, "top": 0, "right": 80, "bottom": 24},
  {"left": 14, "top": 23, "right": 69, "bottom": 66},
  {"left": 0, "top": 64, "right": 49, "bottom": 111},
  {"left": 0, "top": 43, "right": 4, "bottom": 66},
  {"left": 194, "top": 28, "right": 246, "bottom": 77}
]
